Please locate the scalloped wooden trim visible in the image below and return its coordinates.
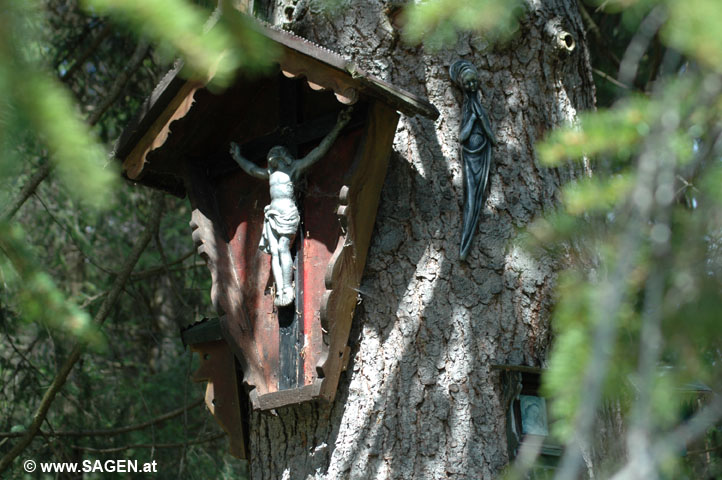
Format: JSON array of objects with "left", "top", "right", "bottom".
[
  {"left": 280, "top": 54, "right": 359, "bottom": 107},
  {"left": 190, "top": 208, "right": 265, "bottom": 395},
  {"left": 122, "top": 81, "right": 203, "bottom": 179},
  {"left": 190, "top": 209, "right": 230, "bottom": 315},
  {"left": 314, "top": 101, "right": 399, "bottom": 398}
]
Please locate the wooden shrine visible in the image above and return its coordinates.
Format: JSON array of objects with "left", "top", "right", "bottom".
[{"left": 115, "top": 19, "right": 438, "bottom": 458}]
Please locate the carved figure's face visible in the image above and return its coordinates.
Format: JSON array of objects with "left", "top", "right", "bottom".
[
  {"left": 461, "top": 71, "right": 479, "bottom": 92},
  {"left": 268, "top": 147, "right": 292, "bottom": 169}
]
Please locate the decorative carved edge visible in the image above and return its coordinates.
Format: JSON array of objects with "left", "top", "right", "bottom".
[
  {"left": 250, "top": 175, "right": 353, "bottom": 409},
  {"left": 123, "top": 81, "right": 204, "bottom": 179},
  {"left": 190, "top": 209, "right": 227, "bottom": 316},
  {"left": 254, "top": 19, "right": 438, "bottom": 118},
  {"left": 189, "top": 102, "right": 397, "bottom": 410},
  {"left": 315, "top": 184, "right": 351, "bottom": 381},
  {"left": 189, "top": 209, "right": 247, "bottom": 324},
  {"left": 313, "top": 101, "right": 399, "bottom": 403},
  {"left": 115, "top": 17, "right": 439, "bottom": 183},
  {"left": 189, "top": 208, "right": 263, "bottom": 395},
  {"left": 280, "top": 60, "right": 359, "bottom": 105}
]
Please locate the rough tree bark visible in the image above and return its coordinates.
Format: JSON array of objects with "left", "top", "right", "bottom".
[{"left": 249, "top": 1, "right": 595, "bottom": 478}]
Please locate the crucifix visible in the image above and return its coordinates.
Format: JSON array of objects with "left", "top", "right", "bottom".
[
  {"left": 229, "top": 107, "right": 352, "bottom": 307},
  {"left": 218, "top": 76, "right": 361, "bottom": 391}
]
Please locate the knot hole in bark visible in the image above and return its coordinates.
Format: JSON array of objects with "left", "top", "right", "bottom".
[
  {"left": 559, "top": 31, "right": 575, "bottom": 51},
  {"left": 544, "top": 17, "right": 576, "bottom": 54}
]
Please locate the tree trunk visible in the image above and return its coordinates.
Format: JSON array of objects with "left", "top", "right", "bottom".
[{"left": 250, "top": 1, "right": 595, "bottom": 478}]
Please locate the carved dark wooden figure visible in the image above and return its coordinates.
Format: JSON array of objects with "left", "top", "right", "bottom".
[{"left": 450, "top": 60, "right": 496, "bottom": 261}]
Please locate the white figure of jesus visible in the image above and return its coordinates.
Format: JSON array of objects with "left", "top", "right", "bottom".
[{"left": 230, "top": 108, "right": 352, "bottom": 306}]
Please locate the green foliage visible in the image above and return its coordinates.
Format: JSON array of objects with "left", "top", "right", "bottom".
[
  {"left": 402, "top": 0, "right": 524, "bottom": 50},
  {"left": 1, "top": 0, "right": 274, "bottom": 213},
  {"left": 0, "top": 1, "right": 116, "bottom": 209},
  {"left": 542, "top": 272, "right": 594, "bottom": 440},
  {"left": 664, "top": 0, "right": 722, "bottom": 73},
  {"left": 21, "top": 75, "right": 119, "bottom": 206},
  {"left": 0, "top": 0, "right": 266, "bottom": 477},
  {"left": 562, "top": 175, "right": 635, "bottom": 215},
  {"left": 0, "top": 222, "right": 101, "bottom": 346},
  {"left": 525, "top": 0, "right": 722, "bottom": 476},
  {"left": 399, "top": 0, "right": 722, "bottom": 475},
  {"left": 537, "top": 96, "right": 651, "bottom": 166},
  {"left": 82, "top": 0, "right": 276, "bottom": 87}
]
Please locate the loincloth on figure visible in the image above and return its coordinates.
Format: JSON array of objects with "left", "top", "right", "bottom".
[{"left": 259, "top": 204, "right": 300, "bottom": 253}]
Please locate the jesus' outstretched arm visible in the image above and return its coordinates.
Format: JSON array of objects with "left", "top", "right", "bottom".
[
  {"left": 230, "top": 143, "right": 269, "bottom": 179},
  {"left": 293, "top": 107, "right": 353, "bottom": 176}
]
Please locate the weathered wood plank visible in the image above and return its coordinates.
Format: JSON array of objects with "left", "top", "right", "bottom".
[
  {"left": 300, "top": 127, "right": 363, "bottom": 390},
  {"left": 181, "top": 317, "right": 223, "bottom": 345},
  {"left": 317, "top": 100, "right": 399, "bottom": 401},
  {"left": 185, "top": 161, "right": 267, "bottom": 397},
  {"left": 215, "top": 169, "right": 280, "bottom": 397},
  {"left": 190, "top": 340, "right": 246, "bottom": 459}
]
